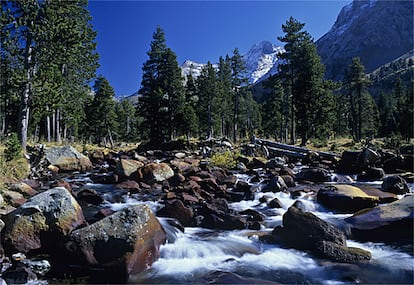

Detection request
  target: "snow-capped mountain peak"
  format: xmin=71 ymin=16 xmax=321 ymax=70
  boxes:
xmin=180 ymin=41 xmax=284 ymax=84
xmin=244 ymin=41 xmax=284 ymax=84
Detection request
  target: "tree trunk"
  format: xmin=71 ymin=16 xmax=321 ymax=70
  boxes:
xmin=18 ymin=31 xmax=34 ymax=152
xmin=357 ymin=86 xmax=362 ymax=141
xmin=56 ymin=108 xmax=61 ymax=143
xmin=52 ymin=111 xmax=56 ymax=141
xmin=108 ymin=129 xmax=114 ymax=148
xmin=46 ymin=106 xmax=51 ymax=143
xmin=233 ymin=93 xmax=238 ymax=143
xmin=349 ymin=89 xmax=356 ymax=141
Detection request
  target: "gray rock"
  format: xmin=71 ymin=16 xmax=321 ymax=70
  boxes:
xmin=345 ymin=194 xmax=414 ymax=242
xmin=45 ymin=146 xmax=92 ymax=172
xmin=2 ymin=187 xmax=86 ymax=254
xmin=317 ymin=185 xmax=379 ymax=213
xmin=382 ymin=175 xmax=409 ymax=194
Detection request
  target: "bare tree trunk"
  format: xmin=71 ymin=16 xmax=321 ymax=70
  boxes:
xmin=108 ymin=129 xmax=114 ymax=148
xmin=19 ymin=32 xmax=33 ymax=152
xmin=46 ymin=106 xmax=51 ymax=143
xmin=56 ymin=108 xmax=61 ymax=144
xmin=52 ymin=111 xmax=56 ymax=141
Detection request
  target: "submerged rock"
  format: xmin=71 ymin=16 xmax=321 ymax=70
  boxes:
xmin=317 ymin=185 xmax=379 ymax=213
xmin=345 ymin=194 xmax=414 ymax=242
xmin=2 ymin=187 xmax=85 ymax=254
xmin=65 ymin=204 xmax=166 ymax=282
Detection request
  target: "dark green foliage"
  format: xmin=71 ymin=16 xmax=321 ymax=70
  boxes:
xmin=1 ymin=0 xmax=98 ymax=147
xmin=139 ymin=26 xmax=185 ymax=144
xmin=88 ymin=76 xmax=118 ymax=145
xmin=115 ymin=99 xmax=140 ymax=141
xmin=277 ymin=17 xmax=336 ymax=146
xmin=5 ymin=133 xmax=22 ymax=161
xmin=344 ymin=57 xmax=378 ymax=141
xmin=261 ymin=79 xmax=284 ymax=140
xmin=196 ymin=61 xmax=218 ymax=139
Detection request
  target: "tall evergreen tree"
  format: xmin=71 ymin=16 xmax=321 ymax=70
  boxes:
xmin=215 ymin=55 xmax=233 ymax=138
xmin=277 ymin=17 xmax=306 ymax=144
xmin=88 ymin=76 xmax=118 ymax=146
xmin=196 ymin=62 xmax=218 ymax=139
xmin=277 ymin=17 xmax=335 ymax=145
xmin=261 ymin=78 xmax=284 ymax=140
xmin=231 ymin=48 xmax=248 ymax=143
xmin=344 ymin=57 xmax=374 ymax=141
xmin=1 ymin=0 xmax=98 ymax=147
xmin=138 ymin=26 xmax=184 ymax=143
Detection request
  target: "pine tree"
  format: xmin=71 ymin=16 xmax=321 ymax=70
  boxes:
xmin=196 ymin=62 xmax=218 ymax=139
xmin=261 ymin=78 xmax=284 ymax=140
xmin=231 ymin=48 xmax=248 ymax=143
xmin=138 ymin=26 xmax=184 ymax=143
xmin=215 ymin=55 xmax=233 ymax=138
xmin=277 ymin=17 xmax=306 ymax=144
xmin=344 ymin=57 xmax=373 ymax=141
xmin=89 ymin=76 xmax=118 ymax=146
xmin=1 ymin=0 xmax=98 ymax=146
xmin=277 ymin=17 xmax=335 ymax=146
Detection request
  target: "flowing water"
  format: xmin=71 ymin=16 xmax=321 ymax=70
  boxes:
xmin=65 ymin=171 xmax=414 ymax=284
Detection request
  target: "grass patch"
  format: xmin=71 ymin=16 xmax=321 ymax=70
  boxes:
xmin=0 ymin=154 xmax=30 ymax=188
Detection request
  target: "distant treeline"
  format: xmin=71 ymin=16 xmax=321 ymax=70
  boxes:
xmin=1 ymin=1 xmax=412 ymax=151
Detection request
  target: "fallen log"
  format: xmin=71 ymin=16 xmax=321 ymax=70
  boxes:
xmin=256 ymin=138 xmax=340 ymax=162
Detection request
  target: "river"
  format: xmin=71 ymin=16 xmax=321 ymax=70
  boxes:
xmin=69 ymin=169 xmax=414 ymax=285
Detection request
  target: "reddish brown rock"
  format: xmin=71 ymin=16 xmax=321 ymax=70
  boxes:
xmin=136 ymin=163 xmax=174 ymax=184
xmin=115 ymin=159 xmax=144 ymax=178
xmin=65 ymin=204 xmax=166 ymax=280
xmin=115 ymin=180 xmax=141 ymax=192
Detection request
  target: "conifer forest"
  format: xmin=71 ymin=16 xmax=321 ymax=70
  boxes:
xmin=1 ymin=1 xmax=413 ymax=152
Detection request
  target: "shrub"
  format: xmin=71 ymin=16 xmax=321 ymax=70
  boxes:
xmin=384 ymin=133 xmax=403 ymax=151
xmin=210 ymin=150 xmax=238 ymax=169
xmin=5 ymin=133 xmax=22 ymax=161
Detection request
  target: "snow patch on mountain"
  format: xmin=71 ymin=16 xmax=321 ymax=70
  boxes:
xmin=181 ymin=41 xmax=284 ymax=84
xmin=244 ymin=41 xmax=284 ymax=83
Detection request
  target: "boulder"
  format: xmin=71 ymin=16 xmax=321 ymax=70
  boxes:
xmin=275 ymin=205 xmax=347 ymax=250
xmin=136 ymin=163 xmax=174 ymax=184
xmin=345 ymin=195 xmax=414 ymax=242
xmin=44 ymin=146 xmax=92 ymax=172
xmin=8 ymin=182 xmax=37 ymax=197
xmin=381 ymin=175 xmax=409 ymax=195
xmin=268 ymin=197 xmax=284 ymax=209
xmin=357 ymin=167 xmax=385 ymax=181
xmin=157 ymin=199 xmax=194 ymax=226
xmin=314 ymin=241 xmax=371 ymax=263
xmin=359 ymin=187 xmax=397 ymax=204
xmin=2 ymin=187 xmax=85 ymax=254
xmin=272 ymin=206 xmax=370 ymax=263
xmin=114 ymin=180 xmax=141 ymax=192
xmin=65 ymin=204 xmax=166 ymax=281
xmin=262 ymin=176 xmax=287 ymax=192
xmin=317 ymin=185 xmax=379 ymax=213
xmin=295 ymin=167 xmax=331 ymax=183
xmin=115 ymin=159 xmax=144 ymax=178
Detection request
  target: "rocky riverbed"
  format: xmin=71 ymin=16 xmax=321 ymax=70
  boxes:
xmin=0 ymin=142 xmax=413 ymax=284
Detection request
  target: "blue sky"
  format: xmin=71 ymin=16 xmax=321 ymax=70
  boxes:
xmin=88 ymin=0 xmax=351 ymax=97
